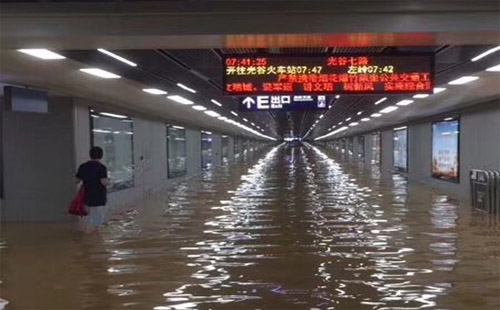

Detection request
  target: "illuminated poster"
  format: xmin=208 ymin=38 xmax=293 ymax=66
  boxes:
xmin=432 ymin=119 xmax=459 ymax=182
xmin=371 ymin=132 xmax=381 ymax=165
xmin=223 ymin=54 xmax=434 ymax=95
xmin=393 ymin=127 xmax=408 ymax=172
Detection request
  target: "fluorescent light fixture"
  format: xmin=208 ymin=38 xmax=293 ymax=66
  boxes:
xmin=142 ymin=88 xmax=167 ymax=95
xmin=349 ymin=122 xmax=359 ymax=127
xmin=413 ymin=94 xmax=429 ymax=99
xmin=251 ymin=122 xmax=256 ymax=126
xmin=92 ymin=129 xmax=112 ymax=134
xmin=338 ymin=122 xmax=343 ymax=125
xmin=18 ymin=49 xmax=65 ymax=60
xmin=243 ymin=118 xmax=248 ymax=122
xmin=192 ymin=105 xmax=207 ymax=111
xmin=230 ymin=111 xmax=239 ymax=116
xmin=486 ymin=64 xmax=500 ymax=72
xmin=357 ymin=111 xmax=363 ymax=115
xmin=346 ymin=117 xmax=352 ymax=121
xmin=97 ymin=48 xmax=137 ymax=67
xmin=394 ymin=126 xmax=407 ymax=131
xmin=444 ymin=117 xmax=454 ymax=121
xmin=380 ymin=106 xmax=399 ymax=114
xmin=396 ymin=99 xmax=414 ymax=106
xmin=374 ymin=97 xmax=387 ymax=105
xmin=99 ymin=112 xmax=128 ymax=119
xmin=319 ymin=114 xmax=324 ymax=119
xmin=80 ymin=68 xmax=120 ymax=79
xmin=471 ymin=46 xmax=500 ymax=62
xmin=204 ymin=110 xmax=220 ymax=118
xmin=177 ymin=83 xmax=196 ymax=93
xmin=211 ymin=99 xmax=223 ymax=107
xmin=314 ymin=126 xmax=348 ymax=141
xmin=218 ymin=116 xmax=228 ymax=121
xmin=167 ymin=95 xmax=193 ymax=105
xmin=433 ymin=87 xmax=447 ymax=94
xmin=371 ymin=113 xmax=382 ymax=118
xmin=202 ymin=131 xmax=212 ymax=134
xmin=171 ymin=125 xmax=185 ymax=130
xmin=361 ymin=118 xmax=370 ymax=122
xmin=448 ymin=76 xmax=479 ymax=85
xmin=335 ymin=95 xmax=341 ymax=99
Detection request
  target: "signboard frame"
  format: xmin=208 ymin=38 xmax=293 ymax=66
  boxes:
xmin=431 ymin=117 xmax=461 ymax=183
xmin=238 ymin=95 xmax=328 ymax=111
xmin=222 ymin=52 xmax=435 ymax=96
xmin=393 ymin=127 xmax=408 ymax=173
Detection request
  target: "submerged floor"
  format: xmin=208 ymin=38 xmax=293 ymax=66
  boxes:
xmin=1 ymin=144 xmax=499 ymax=310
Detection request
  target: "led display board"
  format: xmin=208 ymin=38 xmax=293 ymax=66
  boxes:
xmin=432 ymin=119 xmax=460 ymax=182
xmin=239 ymin=95 xmax=327 ymax=111
xmin=393 ymin=127 xmax=408 ymax=172
xmin=223 ymin=54 xmax=434 ymax=95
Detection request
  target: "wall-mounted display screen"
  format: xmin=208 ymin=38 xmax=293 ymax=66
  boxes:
xmin=223 ymin=54 xmax=434 ymax=95
xmin=393 ymin=127 xmax=408 ymax=172
xmin=432 ymin=119 xmax=460 ymax=182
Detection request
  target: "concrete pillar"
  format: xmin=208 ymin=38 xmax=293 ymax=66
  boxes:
xmin=186 ymin=129 xmax=202 ymax=175
xmin=212 ymin=134 xmax=222 ymax=166
xmin=364 ymin=133 xmax=373 ymax=166
xmin=381 ymin=130 xmax=394 ymax=172
xmin=227 ymin=136 xmax=235 ymax=163
xmin=2 ymin=96 xmax=75 ymax=221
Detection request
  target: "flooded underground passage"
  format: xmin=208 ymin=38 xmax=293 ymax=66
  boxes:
xmin=2 ymin=144 xmax=499 ymax=309
xmin=1 ymin=1 xmax=500 ymax=309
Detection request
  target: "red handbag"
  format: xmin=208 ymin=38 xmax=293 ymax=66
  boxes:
xmin=68 ymin=186 xmax=88 ymax=216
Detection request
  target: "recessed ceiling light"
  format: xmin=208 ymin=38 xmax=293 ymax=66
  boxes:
xmin=231 ymin=111 xmax=239 ymax=116
xmin=204 ymin=110 xmax=220 ymax=118
xmin=80 ymin=68 xmax=120 ymax=79
xmin=444 ymin=117 xmax=454 ymax=121
xmin=448 ymin=76 xmax=479 ymax=85
xmin=18 ymin=49 xmax=66 ymax=60
xmin=349 ymin=122 xmax=359 ymax=127
xmin=251 ymin=122 xmax=256 ymax=126
xmin=218 ymin=116 xmax=228 ymax=121
xmin=374 ymin=97 xmax=387 ymax=105
xmin=242 ymin=118 xmax=248 ymax=122
xmin=433 ymin=87 xmax=447 ymax=94
xmin=346 ymin=117 xmax=351 ymax=121
xmin=471 ymin=46 xmax=500 ymax=62
xmin=143 ymin=88 xmax=167 ymax=95
xmin=171 ymin=125 xmax=185 ymax=130
xmin=210 ymin=99 xmax=223 ymax=107
xmin=97 ymin=49 xmax=137 ymax=67
xmin=380 ymin=106 xmax=399 ymax=114
xmin=361 ymin=118 xmax=370 ymax=122
xmin=177 ymin=83 xmax=197 ymax=93
xmin=99 ymin=112 xmax=128 ymax=119
xmin=356 ymin=111 xmax=363 ymax=115
xmin=338 ymin=122 xmax=343 ymax=125
xmin=486 ymin=64 xmax=500 ymax=72
xmin=335 ymin=95 xmax=340 ymax=99
xmin=371 ymin=113 xmax=382 ymax=118
xmin=167 ymin=95 xmax=193 ymax=105
xmin=394 ymin=126 xmax=407 ymax=131
xmin=396 ymin=99 xmax=414 ymax=106
xmin=192 ymin=105 xmax=207 ymax=111
xmin=413 ymin=94 xmax=429 ymax=99
xmin=319 ymin=114 xmax=324 ymax=119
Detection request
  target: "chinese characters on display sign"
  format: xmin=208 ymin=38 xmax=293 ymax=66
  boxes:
xmin=223 ymin=54 xmax=434 ymax=95
xmin=240 ymin=95 xmax=327 ymax=111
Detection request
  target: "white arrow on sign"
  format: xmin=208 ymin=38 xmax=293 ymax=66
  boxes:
xmin=242 ymin=97 xmax=256 ymax=109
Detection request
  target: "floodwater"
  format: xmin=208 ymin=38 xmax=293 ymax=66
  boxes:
xmin=1 ymin=143 xmax=499 ymax=310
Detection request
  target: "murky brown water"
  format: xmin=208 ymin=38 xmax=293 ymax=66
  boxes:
xmin=1 ymin=143 xmax=499 ymax=310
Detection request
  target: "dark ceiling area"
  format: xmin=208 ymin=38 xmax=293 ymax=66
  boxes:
xmin=60 ymin=45 xmax=498 ymax=139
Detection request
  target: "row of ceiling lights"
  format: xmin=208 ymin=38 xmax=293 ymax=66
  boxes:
xmin=313 ymin=46 xmax=500 ymax=141
xmin=17 ymin=48 xmax=275 ymax=141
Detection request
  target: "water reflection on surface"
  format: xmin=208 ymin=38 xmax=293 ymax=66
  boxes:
xmin=1 ymin=143 xmax=499 ymax=310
